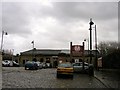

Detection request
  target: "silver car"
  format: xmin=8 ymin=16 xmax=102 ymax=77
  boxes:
xmin=73 ymin=62 xmax=89 ymax=73
xmin=35 ymin=61 xmax=43 ymax=69
xmin=42 ymin=62 xmax=47 ymax=69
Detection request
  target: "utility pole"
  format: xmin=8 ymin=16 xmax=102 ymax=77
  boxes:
xmin=89 ymin=18 xmax=94 ymax=64
xmin=95 ymin=25 xmax=98 ymax=70
xmin=70 ymin=42 xmax=72 ymax=63
xmin=87 ymin=38 xmax=89 ymax=64
xmin=82 ymin=41 xmax=85 ymax=70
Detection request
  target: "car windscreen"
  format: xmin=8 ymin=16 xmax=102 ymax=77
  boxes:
xmin=58 ymin=63 xmax=72 ymax=68
xmin=26 ymin=61 xmax=34 ymax=64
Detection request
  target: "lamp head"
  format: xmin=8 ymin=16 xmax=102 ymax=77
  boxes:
xmin=5 ymin=32 xmax=8 ymax=35
xmin=84 ymin=39 xmax=86 ymax=41
xmin=89 ymin=18 xmax=94 ymax=25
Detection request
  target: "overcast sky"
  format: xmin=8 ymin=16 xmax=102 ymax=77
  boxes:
xmin=1 ymin=0 xmax=119 ymax=54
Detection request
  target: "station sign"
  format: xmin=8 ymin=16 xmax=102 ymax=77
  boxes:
xmin=71 ymin=45 xmax=84 ymax=56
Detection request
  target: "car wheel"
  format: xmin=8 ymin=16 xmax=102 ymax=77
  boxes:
xmin=34 ymin=67 xmax=38 ymax=70
xmin=70 ymin=75 xmax=73 ymax=78
xmin=33 ymin=67 xmax=38 ymax=70
xmin=56 ymin=73 xmax=60 ymax=78
xmin=25 ymin=67 xmax=27 ymax=70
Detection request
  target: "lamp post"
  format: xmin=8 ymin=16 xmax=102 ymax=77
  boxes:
xmin=31 ymin=40 xmax=35 ymax=61
xmin=82 ymin=41 xmax=85 ymax=70
xmin=31 ymin=40 xmax=34 ymax=49
xmin=89 ymin=18 xmax=94 ymax=64
xmin=84 ymin=38 xmax=89 ymax=56
xmin=12 ymin=49 xmax=14 ymax=62
xmin=1 ymin=30 xmax=8 ymax=52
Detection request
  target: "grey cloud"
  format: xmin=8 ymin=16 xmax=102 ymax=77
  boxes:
xmin=1 ymin=2 xmax=118 ymax=54
xmin=2 ymin=2 xmax=32 ymax=37
xmin=30 ymin=2 xmax=118 ymax=45
xmin=5 ymin=2 xmax=117 ymax=27
xmin=37 ymin=2 xmax=117 ymax=22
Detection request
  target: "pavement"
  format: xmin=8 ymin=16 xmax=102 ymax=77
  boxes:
xmin=94 ymin=69 xmax=120 ymax=88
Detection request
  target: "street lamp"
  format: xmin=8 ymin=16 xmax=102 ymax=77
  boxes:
xmin=89 ymin=18 xmax=94 ymax=64
xmin=82 ymin=40 xmax=85 ymax=70
xmin=31 ymin=40 xmax=34 ymax=49
xmin=31 ymin=40 xmax=35 ymax=61
xmin=84 ymin=38 xmax=89 ymax=55
xmin=1 ymin=30 xmax=8 ymax=52
xmin=12 ymin=49 xmax=14 ymax=62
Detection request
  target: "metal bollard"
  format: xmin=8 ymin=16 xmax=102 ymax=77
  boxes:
xmin=88 ymin=65 xmax=94 ymax=76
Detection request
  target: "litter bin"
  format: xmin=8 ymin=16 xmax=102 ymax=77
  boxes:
xmin=88 ymin=65 xmax=94 ymax=76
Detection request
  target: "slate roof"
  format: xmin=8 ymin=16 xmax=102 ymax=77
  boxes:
xmin=21 ymin=49 xmax=61 ymax=55
xmin=20 ymin=49 xmax=100 ymax=57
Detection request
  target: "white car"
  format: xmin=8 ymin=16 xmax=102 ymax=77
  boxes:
xmin=73 ymin=62 xmax=90 ymax=73
xmin=2 ymin=60 xmax=11 ymax=67
xmin=42 ymin=62 xmax=47 ymax=69
xmin=46 ymin=63 xmax=51 ymax=68
xmin=35 ymin=61 xmax=43 ymax=69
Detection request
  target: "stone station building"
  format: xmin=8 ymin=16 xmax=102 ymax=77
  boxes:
xmin=19 ymin=48 xmax=99 ymax=67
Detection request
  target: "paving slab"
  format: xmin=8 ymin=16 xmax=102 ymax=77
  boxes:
xmin=94 ymin=69 xmax=120 ymax=88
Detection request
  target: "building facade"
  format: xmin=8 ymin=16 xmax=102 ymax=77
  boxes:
xmin=18 ymin=48 xmax=99 ymax=67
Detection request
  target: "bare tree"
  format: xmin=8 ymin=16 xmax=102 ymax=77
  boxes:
xmin=98 ymin=41 xmax=119 ymax=56
xmin=98 ymin=41 xmax=120 ymax=69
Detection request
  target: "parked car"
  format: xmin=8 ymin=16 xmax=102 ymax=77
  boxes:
xmin=57 ymin=62 xmax=73 ymax=78
xmin=2 ymin=60 xmax=11 ymax=67
xmin=35 ymin=61 xmax=42 ymax=69
xmin=73 ymin=62 xmax=93 ymax=73
xmin=46 ymin=63 xmax=52 ymax=68
xmin=12 ymin=61 xmax=19 ymax=67
xmin=42 ymin=62 xmax=47 ymax=69
xmin=25 ymin=61 xmax=38 ymax=70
